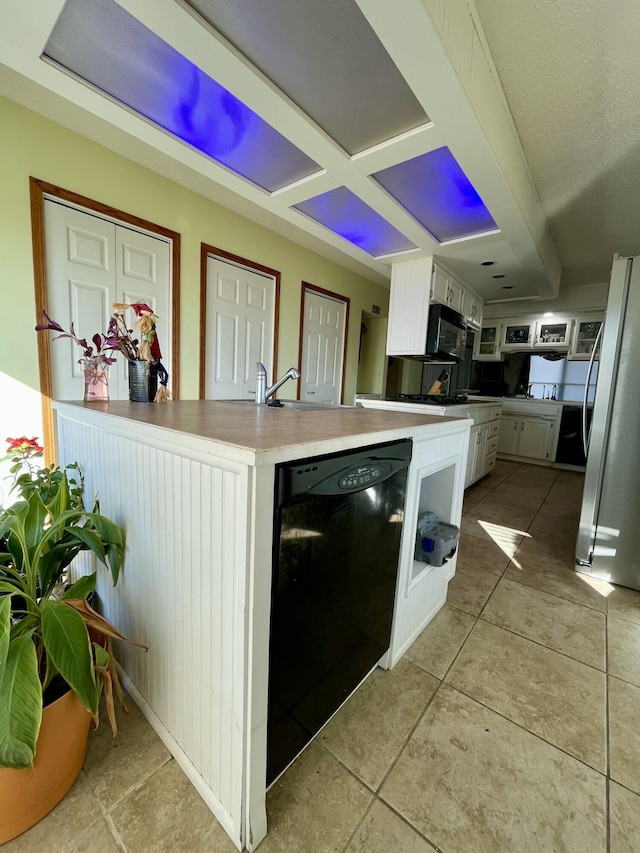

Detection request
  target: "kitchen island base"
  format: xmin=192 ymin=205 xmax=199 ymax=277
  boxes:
xmin=54 ymin=401 xmax=470 ymax=850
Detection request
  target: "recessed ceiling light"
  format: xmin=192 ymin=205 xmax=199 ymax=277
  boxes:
xmin=501 ymin=285 xmax=513 ymax=290
xmin=481 ymin=260 xmax=495 ymax=266
xmin=492 ymin=274 xmax=505 ymax=279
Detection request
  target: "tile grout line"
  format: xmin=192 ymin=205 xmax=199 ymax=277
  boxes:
xmin=326 ymin=678 xmax=448 ymax=853
xmin=442 ymin=680 xmax=609 ymax=779
xmin=370 ymin=677 xmax=453 ymax=853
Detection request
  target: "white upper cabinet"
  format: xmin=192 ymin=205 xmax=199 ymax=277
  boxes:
xmin=461 ymin=288 xmax=482 ymax=329
xmin=387 ymin=259 xmax=483 ymax=355
xmin=533 ymin=317 xmax=571 ymax=349
xmin=386 ymin=257 xmax=431 ymax=356
xmin=430 ymin=263 xmax=450 ymax=305
xmin=568 ymin=316 xmax=604 ymax=360
xmin=475 ymin=311 xmax=604 ymax=360
xmin=446 ymin=276 xmax=464 ymax=312
xmin=473 ymin=323 xmax=502 ymax=360
xmin=501 ymin=318 xmax=534 ymax=349
xmin=430 ymin=262 xmax=482 ymax=324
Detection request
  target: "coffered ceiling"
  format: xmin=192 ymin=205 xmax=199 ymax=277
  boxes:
xmin=3 ymin=0 xmax=634 ymax=303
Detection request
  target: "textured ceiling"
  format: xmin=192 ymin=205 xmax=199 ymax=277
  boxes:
xmin=474 ymin=0 xmax=640 ymax=288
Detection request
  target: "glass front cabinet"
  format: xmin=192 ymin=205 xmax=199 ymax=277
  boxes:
xmin=568 ymin=316 xmax=604 ymax=360
xmin=501 ymin=320 xmax=533 ymax=349
xmin=473 ymin=324 xmax=502 ymax=361
xmin=533 ymin=318 xmax=570 ymax=349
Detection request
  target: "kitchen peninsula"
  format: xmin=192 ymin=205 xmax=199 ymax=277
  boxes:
xmin=54 ymin=400 xmax=471 ymax=852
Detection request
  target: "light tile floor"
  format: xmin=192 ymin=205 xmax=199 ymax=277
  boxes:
xmin=6 ymin=461 xmax=640 ymax=852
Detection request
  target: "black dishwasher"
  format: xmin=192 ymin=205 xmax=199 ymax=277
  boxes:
xmin=555 ymin=405 xmax=592 ymax=466
xmin=267 ymin=439 xmax=412 ymax=784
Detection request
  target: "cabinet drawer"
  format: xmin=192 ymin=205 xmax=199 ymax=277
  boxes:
xmin=486 ymin=436 xmax=499 ymax=455
xmin=485 ymin=451 xmax=497 ymax=474
xmin=489 ymin=420 xmax=501 ymax=437
xmin=490 ymin=407 xmax=502 ymax=421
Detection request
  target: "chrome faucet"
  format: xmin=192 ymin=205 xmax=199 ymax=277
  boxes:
xmin=256 ymin=362 xmax=301 ymax=404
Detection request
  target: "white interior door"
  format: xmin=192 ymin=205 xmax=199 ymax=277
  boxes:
xmin=114 ymin=226 xmax=171 ymax=388
xmin=204 ymin=256 xmax=275 ymax=399
xmin=300 ymin=289 xmax=347 ymax=404
xmin=44 ymin=199 xmax=171 ymax=400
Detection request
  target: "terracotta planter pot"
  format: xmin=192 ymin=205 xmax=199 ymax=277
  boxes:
xmin=0 ymin=690 xmax=92 ymax=844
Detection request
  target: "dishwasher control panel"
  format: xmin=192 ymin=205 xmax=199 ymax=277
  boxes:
xmin=339 ymin=463 xmax=387 ymax=490
xmin=275 ymin=439 xmax=413 ymax=503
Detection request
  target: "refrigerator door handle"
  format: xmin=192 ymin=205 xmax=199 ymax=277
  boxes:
xmin=582 ymin=322 xmax=603 ymax=455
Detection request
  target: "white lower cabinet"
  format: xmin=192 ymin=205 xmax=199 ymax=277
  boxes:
xmin=465 ymin=423 xmax=490 ymax=487
xmin=497 ymin=405 xmax=560 ymax=461
xmin=498 ymin=414 xmax=521 ymax=456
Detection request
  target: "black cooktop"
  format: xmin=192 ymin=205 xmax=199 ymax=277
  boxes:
xmin=391 ymin=393 xmax=469 ymax=405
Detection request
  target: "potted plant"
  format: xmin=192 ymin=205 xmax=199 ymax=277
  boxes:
xmin=34 ymin=312 xmax=119 ymax=402
xmin=0 ymin=437 xmax=140 ymax=843
xmin=36 ymin=303 xmax=170 ymax=402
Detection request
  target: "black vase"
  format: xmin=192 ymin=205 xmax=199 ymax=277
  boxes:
xmin=128 ymin=360 xmax=158 ymax=402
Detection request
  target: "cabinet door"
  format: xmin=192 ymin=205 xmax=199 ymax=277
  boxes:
xmin=430 ymin=264 xmax=450 ymax=304
xmin=498 ymin=414 xmax=521 ymax=455
xmin=569 ymin=317 xmax=603 ymax=360
xmin=473 ymin=424 xmax=490 ymax=482
xmin=462 ymin=289 xmax=482 ymax=328
xmin=461 ymin=288 xmax=474 ymax=321
xmin=447 ymin=277 xmax=464 ymax=312
xmin=464 ymin=425 xmax=480 ymax=487
xmin=519 ymin=417 xmax=555 ymax=460
xmin=473 ymin=324 xmax=502 ymax=360
xmin=502 ymin=321 xmax=533 ymax=348
xmin=534 ymin=319 xmax=570 ymax=349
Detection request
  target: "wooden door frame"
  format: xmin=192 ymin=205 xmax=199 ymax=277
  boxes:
xmin=298 ymin=283 xmax=350 ymax=404
xmin=30 ymin=177 xmax=181 ymax=459
xmin=198 ymin=244 xmax=281 ymax=399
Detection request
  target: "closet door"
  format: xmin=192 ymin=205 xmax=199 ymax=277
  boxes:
xmin=45 ymin=201 xmax=117 ymax=399
xmin=44 ymin=200 xmax=171 ymax=400
xmin=114 ymin=226 xmax=171 ymax=390
xmin=204 ymin=255 xmax=276 ymax=399
xmin=299 ymin=288 xmax=346 ymax=405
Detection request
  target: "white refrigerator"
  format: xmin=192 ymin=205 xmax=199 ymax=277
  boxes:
xmin=575 ymin=255 xmax=640 ymax=590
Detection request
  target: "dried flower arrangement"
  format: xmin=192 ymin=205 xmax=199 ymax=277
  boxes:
xmin=35 ymin=303 xmax=170 ymax=402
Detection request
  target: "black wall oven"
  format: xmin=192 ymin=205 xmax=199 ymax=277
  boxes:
xmin=267 ymin=439 xmax=412 ymax=784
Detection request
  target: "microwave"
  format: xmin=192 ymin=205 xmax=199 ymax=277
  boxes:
xmin=425 ymin=303 xmax=468 ymax=360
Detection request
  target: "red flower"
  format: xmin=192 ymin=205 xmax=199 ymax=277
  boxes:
xmin=5 ymin=436 xmax=44 ymax=454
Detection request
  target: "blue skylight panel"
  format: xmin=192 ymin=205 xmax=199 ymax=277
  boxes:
xmin=294 ymin=187 xmax=417 ymax=257
xmin=43 ymin=0 xmax=320 ymax=192
xmin=373 ymin=147 xmax=498 ymax=242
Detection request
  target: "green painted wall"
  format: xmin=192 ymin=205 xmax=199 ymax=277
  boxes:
xmin=356 ymin=317 xmax=388 ymax=395
xmin=0 ymin=97 xmax=390 ymax=451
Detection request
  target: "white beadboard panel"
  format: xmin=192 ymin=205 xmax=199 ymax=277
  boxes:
xmin=56 ymin=414 xmax=254 ymax=849
xmin=386 ymin=256 xmax=432 ymax=355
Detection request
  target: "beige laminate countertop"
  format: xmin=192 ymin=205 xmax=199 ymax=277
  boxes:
xmin=54 ymin=400 xmax=471 ymax=465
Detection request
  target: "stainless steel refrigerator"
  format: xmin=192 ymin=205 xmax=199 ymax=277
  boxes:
xmin=576 ymin=255 xmax=640 ymax=590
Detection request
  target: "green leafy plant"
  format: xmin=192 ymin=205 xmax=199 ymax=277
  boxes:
xmin=0 ymin=441 xmax=139 ymax=769
xmin=1 ymin=436 xmax=83 ymax=510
